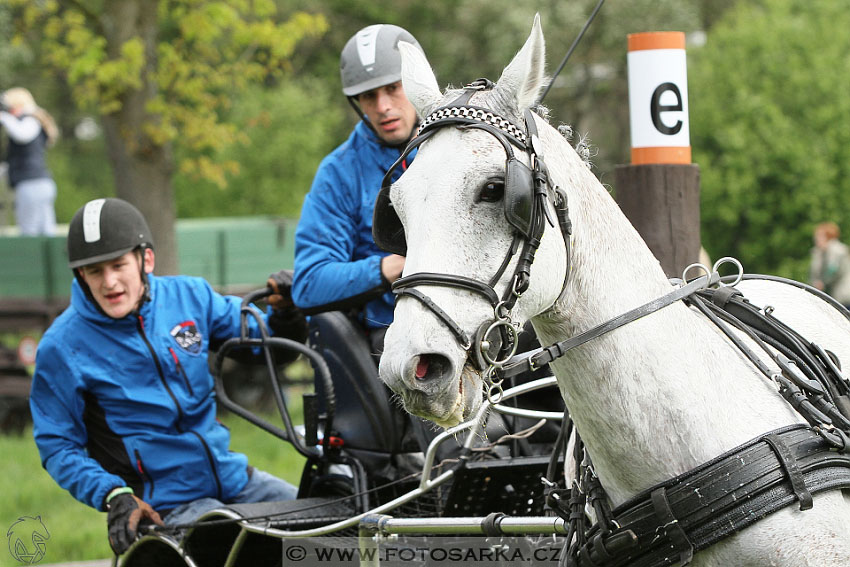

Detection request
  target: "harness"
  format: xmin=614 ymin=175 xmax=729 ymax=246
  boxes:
xmin=372 ymin=80 xmax=850 ymax=565
xmin=373 ymin=79 xmax=572 ymax=378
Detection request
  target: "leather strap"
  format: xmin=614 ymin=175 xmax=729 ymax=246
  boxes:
xmin=763 ymin=432 xmax=813 ymax=510
xmin=393 ymin=272 xmax=501 ymax=307
xmin=501 ymin=273 xmax=719 ymax=378
xmin=394 ymin=288 xmax=471 ymax=349
xmin=650 ymin=487 xmax=693 ymax=566
xmin=573 ymin=425 xmax=850 ymax=567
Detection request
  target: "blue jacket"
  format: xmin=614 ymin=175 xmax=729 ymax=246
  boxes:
xmin=30 ymin=275 xmax=270 ymax=513
xmin=292 ymin=121 xmax=411 ymax=329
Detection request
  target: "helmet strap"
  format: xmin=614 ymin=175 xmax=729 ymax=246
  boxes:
xmin=138 ymin=246 xmax=152 ymax=304
xmin=73 ymin=269 xmax=103 ymax=315
xmin=347 ymin=96 xmax=375 ymax=134
xmin=73 ymin=246 xmax=151 ymax=318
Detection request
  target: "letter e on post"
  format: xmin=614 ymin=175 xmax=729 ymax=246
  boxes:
xmin=627 ymin=32 xmax=690 ymax=164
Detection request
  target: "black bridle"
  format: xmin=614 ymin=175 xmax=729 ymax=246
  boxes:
xmin=373 ymin=79 xmax=572 ymax=379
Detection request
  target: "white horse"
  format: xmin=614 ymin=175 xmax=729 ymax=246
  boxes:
xmin=378 ymin=15 xmax=850 ymax=567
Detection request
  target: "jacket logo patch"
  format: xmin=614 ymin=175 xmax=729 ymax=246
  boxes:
xmin=170 ymin=321 xmax=202 ymax=354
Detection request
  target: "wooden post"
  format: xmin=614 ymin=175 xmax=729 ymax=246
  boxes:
xmin=615 ymin=164 xmax=700 ymax=278
xmin=617 ymin=31 xmax=701 ymax=278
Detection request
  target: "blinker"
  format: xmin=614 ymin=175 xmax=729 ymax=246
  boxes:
xmin=505 ymin=157 xmax=534 ymax=238
xmin=372 ymin=102 xmax=542 ymax=256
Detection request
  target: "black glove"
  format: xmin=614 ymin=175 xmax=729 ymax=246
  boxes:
xmin=265 ymin=270 xmax=307 ymax=356
xmin=106 ymin=492 xmax=163 ymax=555
xmin=266 ymin=269 xmax=295 ymax=310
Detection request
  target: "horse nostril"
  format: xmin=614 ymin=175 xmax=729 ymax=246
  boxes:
xmin=414 ymin=353 xmax=452 ymax=382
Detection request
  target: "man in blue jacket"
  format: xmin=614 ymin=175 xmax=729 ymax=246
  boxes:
xmin=30 ymin=198 xmax=306 ymax=555
xmin=292 ymin=24 xmax=425 ymax=355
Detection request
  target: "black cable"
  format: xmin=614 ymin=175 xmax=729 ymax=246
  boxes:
xmin=536 ymin=0 xmax=605 ymax=105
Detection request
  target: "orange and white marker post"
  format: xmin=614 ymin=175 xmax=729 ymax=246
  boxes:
xmin=615 ymin=31 xmax=701 ymax=278
xmin=627 ymin=32 xmax=690 ymax=165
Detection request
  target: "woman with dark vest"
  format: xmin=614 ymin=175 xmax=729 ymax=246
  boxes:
xmin=0 ymin=87 xmax=59 ymax=235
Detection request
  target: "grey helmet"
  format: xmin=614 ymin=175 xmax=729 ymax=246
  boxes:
xmin=68 ymin=198 xmax=154 ymax=269
xmin=340 ymin=24 xmax=422 ymax=97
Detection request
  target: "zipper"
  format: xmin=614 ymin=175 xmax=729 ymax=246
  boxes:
xmin=169 ymin=347 xmax=194 ymax=397
xmin=189 ymin=431 xmax=223 ymax=499
xmin=137 ymin=315 xmax=223 ymax=499
xmin=134 ymin=449 xmax=155 ymax=500
xmin=137 ymin=315 xmax=185 ymax=425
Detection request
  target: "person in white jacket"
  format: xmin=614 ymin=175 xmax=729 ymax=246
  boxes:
xmin=0 ymin=87 xmax=59 ymax=235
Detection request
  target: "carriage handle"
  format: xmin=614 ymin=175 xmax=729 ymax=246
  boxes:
xmin=213 ymin=287 xmax=335 ymax=460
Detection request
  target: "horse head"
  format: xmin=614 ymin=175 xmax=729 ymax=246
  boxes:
xmin=376 ymin=15 xmax=577 ymax=427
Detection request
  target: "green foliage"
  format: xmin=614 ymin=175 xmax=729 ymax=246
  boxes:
xmin=8 ymin=0 xmax=328 ymax=189
xmin=690 ymin=0 xmax=850 ymax=279
xmin=174 ymin=77 xmax=345 ymax=218
xmin=48 ymin=137 xmax=116 ymax=223
xmin=0 ymin=428 xmax=111 ymax=563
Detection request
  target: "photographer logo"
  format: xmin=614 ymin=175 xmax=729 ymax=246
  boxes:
xmin=6 ymin=516 xmax=50 ymax=565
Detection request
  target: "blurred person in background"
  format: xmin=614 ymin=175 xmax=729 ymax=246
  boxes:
xmin=0 ymin=87 xmax=59 ymax=235
xmin=810 ymin=221 xmax=850 ymax=309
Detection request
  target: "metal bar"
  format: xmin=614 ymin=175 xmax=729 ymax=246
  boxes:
xmin=201 ymin=377 xmax=563 ymax=540
xmin=119 ymin=534 xmax=199 ymax=567
xmin=492 ymin=406 xmax=564 ymax=420
xmin=367 ymin=515 xmax=568 ymax=536
xmin=222 ymin=528 xmax=249 ymax=567
xmin=238 ymin=468 xmax=458 ymax=539
xmin=421 ymin=376 xmax=559 ymax=488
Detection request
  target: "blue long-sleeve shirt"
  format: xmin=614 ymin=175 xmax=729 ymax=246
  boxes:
xmin=293 ymin=121 xmax=411 ymax=329
xmin=30 ymin=275 xmax=271 ymax=512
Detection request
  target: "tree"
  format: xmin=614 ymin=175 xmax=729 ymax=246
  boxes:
xmin=689 ymin=0 xmax=850 ymax=279
xmin=283 ymin=0 xmax=707 ymax=175
xmin=173 ymin=77 xmax=344 ymax=219
xmin=9 ymin=0 xmax=326 ymax=273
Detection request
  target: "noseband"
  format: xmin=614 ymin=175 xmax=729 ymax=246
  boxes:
xmin=372 ymin=79 xmax=573 ymax=384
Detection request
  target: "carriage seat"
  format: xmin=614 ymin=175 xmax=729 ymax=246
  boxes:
xmin=307 ymin=311 xmax=408 ymax=455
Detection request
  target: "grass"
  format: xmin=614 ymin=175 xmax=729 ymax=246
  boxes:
xmin=0 ymin=395 xmax=307 ymax=566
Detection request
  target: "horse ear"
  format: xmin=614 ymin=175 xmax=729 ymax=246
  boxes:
xmin=496 ymin=13 xmax=547 ymax=111
xmin=399 ymin=41 xmax=442 ymax=117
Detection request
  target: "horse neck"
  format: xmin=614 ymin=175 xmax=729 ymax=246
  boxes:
xmin=530 ymin=130 xmax=799 ymax=504
xmin=542 ymin=130 xmax=675 ymax=324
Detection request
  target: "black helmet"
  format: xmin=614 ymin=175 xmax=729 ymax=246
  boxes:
xmin=340 ymin=24 xmax=422 ymax=97
xmin=68 ymin=198 xmax=154 ymax=269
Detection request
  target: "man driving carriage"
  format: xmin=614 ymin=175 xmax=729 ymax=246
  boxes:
xmin=291 ymin=24 xmax=559 ymax=461
xmin=29 ymin=198 xmax=308 ymax=556
xmin=291 ymin=23 xmax=418 ymax=356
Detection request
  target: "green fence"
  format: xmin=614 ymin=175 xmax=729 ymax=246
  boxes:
xmin=0 ymin=216 xmax=298 ymax=301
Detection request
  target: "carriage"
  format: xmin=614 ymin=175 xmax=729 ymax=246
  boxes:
xmin=117 ymin=288 xmax=569 ymax=567
xmin=122 ymin=14 xmax=850 ymax=567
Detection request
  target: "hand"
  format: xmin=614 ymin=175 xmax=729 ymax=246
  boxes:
xmin=267 ymin=269 xmax=295 ymax=310
xmin=381 ymin=254 xmax=405 ymax=284
xmin=107 ymin=492 xmax=163 ymax=555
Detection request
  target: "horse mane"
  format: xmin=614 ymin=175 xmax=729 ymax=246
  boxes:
xmin=431 ymin=85 xmax=594 ymax=168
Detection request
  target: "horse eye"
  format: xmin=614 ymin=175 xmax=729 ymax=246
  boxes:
xmin=478 ymin=179 xmax=505 ymax=203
